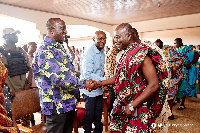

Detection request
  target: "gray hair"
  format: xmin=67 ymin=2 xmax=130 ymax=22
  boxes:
xmin=117 ymin=23 xmax=135 ymax=36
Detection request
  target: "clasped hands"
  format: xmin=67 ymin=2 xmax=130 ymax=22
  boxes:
xmin=85 ymin=79 xmax=102 ymax=92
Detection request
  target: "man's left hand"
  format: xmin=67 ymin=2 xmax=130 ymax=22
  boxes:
xmin=124 ymin=104 xmax=133 ymax=117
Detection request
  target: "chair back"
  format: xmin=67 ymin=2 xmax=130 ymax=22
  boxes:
xmin=12 ymin=88 xmax=40 ymax=120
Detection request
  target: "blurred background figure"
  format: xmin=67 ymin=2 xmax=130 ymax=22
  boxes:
xmin=22 ymin=44 xmax=28 ymax=53
xmin=155 ymin=39 xmax=163 ymax=49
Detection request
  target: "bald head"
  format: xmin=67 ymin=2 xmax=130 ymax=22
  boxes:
xmin=116 ymin=23 xmax=134 ymax=36
xmin=114 ymin=23 xmax=140 ymax=50
xmin=46 ymin=18 xmax=63 ymax=32
xmin=94 ymin=31 xmax=106 ymax=37
xmin=46 ymin=18 xmax=67 ymax=42
xmin=93 ymin=30 xmax=106 ymax=51
xmin=115 ymin=23 xmax=140 ymax=43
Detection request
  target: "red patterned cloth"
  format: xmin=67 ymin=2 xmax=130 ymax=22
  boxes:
xmin=110 ymin=43 xmax=168 ymax=133
xmin=0 ymin=61 xmax=17 ymax=133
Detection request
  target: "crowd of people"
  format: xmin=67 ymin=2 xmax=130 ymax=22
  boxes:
xmin=0 ymin=17 xmax=199 ymax=133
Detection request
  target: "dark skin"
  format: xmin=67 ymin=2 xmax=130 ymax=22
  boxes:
xmin=3 ymin=33 xmax=32 ymax=91
xmin=174 ymin=39 xmax=199 ymax=107
xmin=3 ymin=33 xmax=22 ymax=132
xmin=22 ymin=45 xmax=28 ymax=53
xmin=93 ymin=31 xmax=106 ymax=51
xmin=174 ymin=40 xmax=199 ymax=69
xmin=27 ymin=43 xmax=37 ymax=90
xmin=28 ymin=43 xmax=37 ymax=57
xmin=47 ymin=18 xmax=95 ymax=91
xmin=155 ymin=41 xmax=163 ymax=49
xmin=96 ymin=25 xmax=160 ymax=116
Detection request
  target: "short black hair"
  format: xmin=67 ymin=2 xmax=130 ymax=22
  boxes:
xmin=175 ymin=38 xmax=182 ymax=43
xmin=155 ymin=39 xmax=163 ymax=45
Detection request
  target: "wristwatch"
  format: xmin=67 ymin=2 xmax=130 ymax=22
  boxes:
xmin=129 ymin=103 xmax=134 ymax=112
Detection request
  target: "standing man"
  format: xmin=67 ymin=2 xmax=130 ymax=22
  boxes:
xmin=98 ymin=23 xmax=168 ymax=132
xmin=27 ymin=42 xmax=37 ymax=126
xmin=32 ymin=18 xmax=96 ymax=133
xmin=0 ymin=28 xmax=32 ymax=127
xmin=155 ymin=40 xmax=184 ymax=120
xmin=174 ymin=38 xmax=199 ymax=110
xmin=80 ymin=31 xmax=106 ymax=133
xmin=22 ymin=44 xmax=28 ymax=53
xmin=27 ymin=42 xmax=37 ymax=89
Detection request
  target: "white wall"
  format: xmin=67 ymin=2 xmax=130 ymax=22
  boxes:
xmin=113 ymin=13 xmax=200 ymax=46
xmin=142 ymin=27 xmax=200 ymax=46
xmin=0 ymin=3 xmax=113 ymax=36
xmin=113 ymin=13 xmax=200 ymax=32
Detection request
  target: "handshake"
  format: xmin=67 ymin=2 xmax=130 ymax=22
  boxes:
xmin=84 ymin=79 xmax=102 ymax=92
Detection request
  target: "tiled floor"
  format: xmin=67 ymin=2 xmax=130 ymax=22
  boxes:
xmin=34 ymin=94 xmax=200 ymax=133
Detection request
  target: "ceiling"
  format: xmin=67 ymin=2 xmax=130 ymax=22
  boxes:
xmin=0 ymin=0 xmax=200 ymax=25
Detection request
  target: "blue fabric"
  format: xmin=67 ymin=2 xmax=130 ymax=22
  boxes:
xmin=176 ymin=45 xmax=199 ymax=98
xmin=80 ymin=44 xmax=105 ymax=97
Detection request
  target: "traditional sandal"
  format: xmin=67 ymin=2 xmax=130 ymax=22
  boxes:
xmin=177 ymin=106 xmax=186 ymax=110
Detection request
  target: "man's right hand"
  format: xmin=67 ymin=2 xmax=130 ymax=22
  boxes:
xmin=85 ymin=79 xmax=94 ymax=92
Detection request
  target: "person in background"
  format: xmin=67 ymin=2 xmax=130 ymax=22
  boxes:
xmin=174 ymin=38 xmax=199 ymax=110
xmin=71 ymin=46 xmax=75 ymax=53
xmin=0 ymin=28 xmax=32 ymax=127
xmin=163 ymin=45 xmax=184 ymax=120
xmin=80 ymin=49 xmax=83 ymax=57
xmin=74 ymin=48 xmax=80 ymax=76
xmin=27 ymin=42 xmax=38 ymax=126
xmin=197 ymin=45 xmax=200 ymax=92
xmin=104 ymin=40 xmax=119 ymax=114
xmin=27 ymin=42 xmax=37 ymax=89
xmin=32 ymin=18 xmax=96 ymax=133
xmin=155 ymin=39 xmax=163 ymax=49
xmin=22 ymin=44 xmax=28 ymax=53
xmin=105 ymin=46 xmax=110 ymax=56
xmin=0 ymin=60 xmax=19 ymax=133
xmin=80 ymin=30 xmax=106 ymax=133
xmin=64 ymin=39 xmax=80 ymax=77
xmin=83 ymin=47 xmax=86 ymax=54
xmin=189 ymin=45 xmax=196 ymax=49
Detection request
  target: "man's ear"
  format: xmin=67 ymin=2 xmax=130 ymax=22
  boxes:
xmin=127 ymin=33 xmax=132 ymax=42
xmin=49 ymin=27 xmax=54 ymax=35
xmin=92 ymin=36 xmax=95 ymax=42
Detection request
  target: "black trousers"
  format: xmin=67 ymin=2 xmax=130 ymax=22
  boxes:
xmin=107 ymin=86 xmax=116 ymax=113
xmin=83 ymin=94 xmax=103 ymax=133
xmin=46 ymin=109 xmax=75 ymax=133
